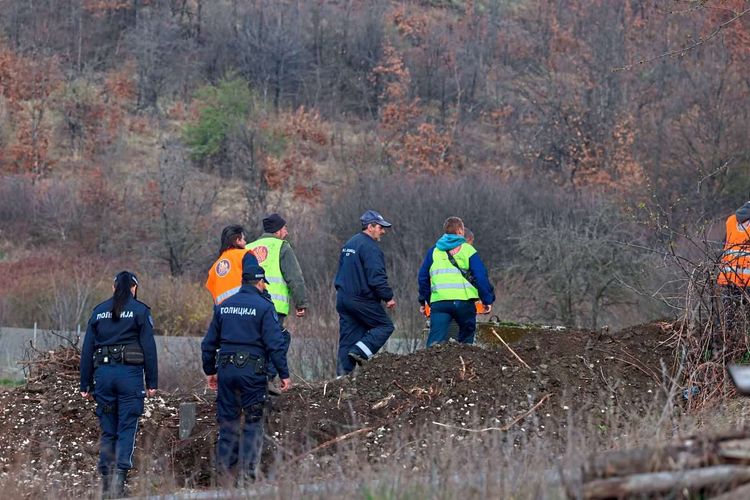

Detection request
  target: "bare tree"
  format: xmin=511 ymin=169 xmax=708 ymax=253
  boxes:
xmin=153 ymin=140 xmax=218 ymax=276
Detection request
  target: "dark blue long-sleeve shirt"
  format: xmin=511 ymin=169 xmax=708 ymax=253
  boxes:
xmin=201 ymin=284 xmax=289 ymax=379
xmin=334 ymin=232 xmax=393 ymax=301
xmin=80 ymin=297 xmax=158 ymax=392
xmin=418 ymin=246 xmax=496 ymax=306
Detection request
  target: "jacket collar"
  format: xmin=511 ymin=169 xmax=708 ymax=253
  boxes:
xmin=238 ymin=284 xmax=263 ymax=295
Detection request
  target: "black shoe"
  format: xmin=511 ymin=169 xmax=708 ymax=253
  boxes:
xmin=347 ymin=351 xmax=367 ymax=366
xmin=112 ymin=469 xmax=128 ymax=498
xmin=236 ymin=469 xmax=257 ymax=488
xmin=101 ymin=470 xmax=113 ymax=500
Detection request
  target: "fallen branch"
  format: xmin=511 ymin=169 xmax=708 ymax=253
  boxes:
xmin=433 ymin=393 xmax=552 ymax=433
xmin=392 ymin=380 xmax=415 ymax=398
xmin=290 ymin=426 xmax=374 ymax=463
xmin=293 ymin=373 xmax=313 ymax=389
xmin=583 ymin=465 xmax=750 ymax=499
xmin=491 ymin=328 xmax=531 ymax=369
xmin=710 ymin=481 xmax=750 ymax=500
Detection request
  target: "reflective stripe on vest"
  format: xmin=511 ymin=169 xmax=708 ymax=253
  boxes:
xmin=247 ymin=237 xmax=290 ymax=315
xmin=206 ymin=248 xmax=253 ymax=305
xmin=722 ymin=266 xmax=750 ymax=276
xmin=718 ymin=214 xmax=750 ymax=287
xmin=429 ymin=244 xmax=479 ymax=303
xmin=215 ymin=286 xmax=241 ymax=305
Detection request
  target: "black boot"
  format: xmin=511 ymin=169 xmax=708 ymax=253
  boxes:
xmin=100 ymin=467 xmax=114 ymax=500
xmin=112 ymin=469 xmax=128 ymax=498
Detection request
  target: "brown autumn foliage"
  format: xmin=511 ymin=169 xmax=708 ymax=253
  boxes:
xmin=0 ymin=0 xmax=749 ymax=335
xmin=0 ymin=46 xmax=62 ymax=179
xmin=260 ymin=107 xmax=329 ymax=203
xmin=373 ymin=39 xmax=454 ymax=175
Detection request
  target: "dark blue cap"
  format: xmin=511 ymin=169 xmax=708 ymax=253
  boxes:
xmin=360 ymin=210 xmax=392 ymax=227
xmin=242 ymin=253 xmax=269 ymax=283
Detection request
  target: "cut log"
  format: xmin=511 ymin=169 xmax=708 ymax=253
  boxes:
xmin=583 ymin=465 xmax=750 ymax=499
xmin=719 ymin=439 xmax=750 ymax=461
xmin=708 ymin=480 xmax=750 ymax=499
xmin=583 ymin=444 xmax=713 ymax=481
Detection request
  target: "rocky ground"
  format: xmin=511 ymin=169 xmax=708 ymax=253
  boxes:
xmin=0 ymin=322 xmax=678 ymax=497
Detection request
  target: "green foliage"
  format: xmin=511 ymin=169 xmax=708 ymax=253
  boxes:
xmin=182 ymin=75 xmax=251 ymax=160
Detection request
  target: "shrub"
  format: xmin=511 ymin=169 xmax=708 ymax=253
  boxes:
xmin=182 ymin=75 xmax=251 ymax=161
xmin=143 ymin=275 xmax=213 ymax=337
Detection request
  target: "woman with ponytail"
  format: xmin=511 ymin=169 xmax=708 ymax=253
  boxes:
xmin=206 ymin=224 xmax=259 ymax=305
xmin=79 ymin=271 xmax=158 ymax=499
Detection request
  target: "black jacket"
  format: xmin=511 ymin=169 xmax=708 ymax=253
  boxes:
xmin=80 ymin=297 xmax=158 ymax=392
xmin=334 ymin=232 xmax=393 ymax=301
xmin=201 ymin=285 xmax=289 ymax=378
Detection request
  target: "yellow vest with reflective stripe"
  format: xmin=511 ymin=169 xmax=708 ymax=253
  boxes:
xmin=247 ymin=237 xmax=290 ymax=315
xmin=429 ymin=244 xmax=479 ymax=303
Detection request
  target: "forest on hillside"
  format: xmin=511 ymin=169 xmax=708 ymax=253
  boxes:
xmin=0 ymin=0 xmax=748 ymax=343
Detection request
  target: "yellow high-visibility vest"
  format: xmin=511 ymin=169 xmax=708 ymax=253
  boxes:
xmin=247 ymin=237 xmax=290 ymax=315
xmin=429 ymin=244 xmax=479 ymax=303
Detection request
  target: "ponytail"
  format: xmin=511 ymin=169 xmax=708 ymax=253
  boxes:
xmin=219 ymin=225 xmax=246 ymax=256
xmin=112 ymin=271 xmax=138 ymax=321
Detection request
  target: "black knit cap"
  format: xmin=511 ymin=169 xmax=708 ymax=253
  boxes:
xmin=263 ymin=213 xmax=286 ymax=233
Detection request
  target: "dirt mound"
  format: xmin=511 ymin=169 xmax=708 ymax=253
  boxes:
xmin=0 ymin=322 xmax=676 ymax=496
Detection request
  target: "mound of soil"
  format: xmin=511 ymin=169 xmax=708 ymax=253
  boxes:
xmin=0 ymin=322 xmax=676 ymax=496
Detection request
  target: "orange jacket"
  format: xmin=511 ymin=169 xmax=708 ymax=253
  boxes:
xmin=718 ymin=214 xmax=750 ymax=287
xmin=206 ymin=248 xmax=256 ymax=304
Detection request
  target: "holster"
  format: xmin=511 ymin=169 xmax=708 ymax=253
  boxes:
xmin=94 ymin=344 xmax=144 ymax=367
xmin=122 ymin=344 xmax=145 ymax=365
xmin=218 ymin=351 xmax=265 ymax=374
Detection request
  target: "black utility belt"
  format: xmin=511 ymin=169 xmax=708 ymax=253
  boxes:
xmin=94 ymin=344 xmax=144 ymax=366
xmin=217 ymin=351 xmax=265 ymax=374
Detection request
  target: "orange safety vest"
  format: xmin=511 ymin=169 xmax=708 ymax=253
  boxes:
xmin=206 ymin=248 xmax=255 ymax=304
xmin=718 ymin=214 xmax=750 ymax=287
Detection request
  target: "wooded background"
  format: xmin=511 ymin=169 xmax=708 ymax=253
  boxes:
xmin=0 ymin=0 xmax=748 ymax=338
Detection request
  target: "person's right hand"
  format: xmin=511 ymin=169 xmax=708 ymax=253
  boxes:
xmin=419 ymin=305 xmax=426 ymax=316
xmin=296 ymin=308 xmax=306 ymax=318
xmin=279 ymin=378 xmax=292 ymax=391
xmin=386 ymin=299 xmax=396 ymax=309
xmin=482 ymin=304 xmax=492 ymax=314
xmin=80 ymin=391 xmax=92 ymax=400
xmin=206 ymin=374 xmax=218 ymax=390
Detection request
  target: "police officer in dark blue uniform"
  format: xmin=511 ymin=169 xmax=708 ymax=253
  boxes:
xmin=80 ymin=271 xmax=158 ymax=499
xmin=334 ymin=210 xmax=396 ymax=375
xmin=201 ymin=255 xmax=291 ymax=484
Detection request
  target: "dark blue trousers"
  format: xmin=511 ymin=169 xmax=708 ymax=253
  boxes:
xmin=266 ymin=321 xmax=290 ymax=379
xmin=336 ymin=293 xmax=395 ymax=375
xmin=427 ymin=300 xmax=477 ymax=347
xmin=215 ymin=363 xmax=267 ymax=478
xmin=93 ymin=364 xmax=145 ymax=474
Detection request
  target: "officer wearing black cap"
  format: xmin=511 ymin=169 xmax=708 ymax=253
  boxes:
xmin=334 ymin=210 xmax=396 ymax=375
xmin=80 ymin=271 xmax=158 ymax=499
xmin=201 ymin=253 xmax=291 ymax=484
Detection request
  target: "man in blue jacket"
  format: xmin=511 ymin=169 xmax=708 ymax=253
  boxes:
xmin=418 ymin=216 xmax=495 ymax=347
xmin=201 ymin=254 xmax=291 ymax=484
xmin=334 ymin=210 xmax=396 ymax=375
